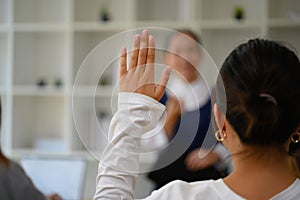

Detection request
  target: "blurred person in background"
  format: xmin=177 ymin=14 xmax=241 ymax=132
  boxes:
xmin=94 ymin=30 xmax=300 ymax=200
xmin=146 ymin=30 xmax=230 ymax=189
xmin=0 ymin=98 xmax=62 ymax=200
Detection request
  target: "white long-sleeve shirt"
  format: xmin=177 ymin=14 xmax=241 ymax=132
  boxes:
xmin=94 ymin=93 xmax=300 ymax=200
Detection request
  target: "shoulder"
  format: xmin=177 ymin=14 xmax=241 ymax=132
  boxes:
xmin=8 ymin=160 xmax=26 ymax=175
xmin=146 ymin=179 xmax=247 ymax=200
xmin=271 ymin=179 xmax=300 ymax=200
xmin=146 ymin=179 xmax=219 ymax=200
xmin=163 ymin=179 xmax=213 ymax=190
xmin=8 ymin=161 xmax=46 ymax=200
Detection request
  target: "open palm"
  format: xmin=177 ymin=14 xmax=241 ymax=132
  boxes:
xmin=118 ymin=30 xmax=171 ymax=101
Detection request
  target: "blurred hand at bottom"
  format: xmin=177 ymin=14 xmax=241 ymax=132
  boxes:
xmin=47 ymin=193 xmax=63 ymax=200
xmin=185 ymin=148 xmax=220 ymax=171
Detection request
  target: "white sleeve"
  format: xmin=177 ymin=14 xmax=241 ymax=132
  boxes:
xmin=140 ymin=119 xmax=169 ymax=151
xmin=93 ymin=92 xmax=166 ymax=200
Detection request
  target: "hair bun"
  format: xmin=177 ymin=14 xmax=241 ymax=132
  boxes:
xmin=244 ymin=93 xmax=280 ymax=144
xmin=247 ymin=93 xmax=279 ymax=122
xmin=259 ymin=93 xmax=278 ymax=106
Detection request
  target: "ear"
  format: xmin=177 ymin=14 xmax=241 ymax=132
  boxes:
xmin=213 ymin=103 xmax=225 ymax=131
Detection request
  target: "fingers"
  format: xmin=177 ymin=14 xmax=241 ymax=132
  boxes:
xmin=185 ymin=149 xmax=220 ymax=171
xmin=185 ymin=152 xmax=204 ymax=171
xmin=119 ymin=47 xmax=127 ymax=79
xmin=185 ymin=153 xmax=196 ymax=170
xmin=187 ymin=161 xmax=203 ymax=171
xmin=145 ymin=35 xmax=155 ymax=81
xmin=119 ymin=29 xmax=171 ymax=100
xmin=129 ymin=34 xmax=140 ymax=69
xmin=137 ymin=30 xmax=149 ymax=68
xmin=155 ymin=67 xmax=171 ymax=100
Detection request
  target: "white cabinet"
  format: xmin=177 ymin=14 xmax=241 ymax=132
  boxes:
xmin=1 ymin=0 xmax=300 ymax=198
xmin=0 ymin=0 xmax=299 ymax=172
xmin=202 ymin=28 xmax=263 ymax=68
xmin=13 ymin=32 xmax=68 ymax=87
xmin=0 ymin=0 xmax=10 ymax=25
xmin=201 ymin=0 xmax=266 ymax=21
xmin=137 ymin=0 xmax=180 ymax=21
xmin=269 ymin=0 xmax=300 ymax=21
xmin=0 ymin=33 xmax=9 ymax=91
xmin=14 ymin=0 xmax=69 ymax=23
xmin=74 ymin=0 xmax=135 ymax=23
xmin=12 ymin=96 xmax=66 ymax=150
xmin=267 ymin=0 xmax=300 ymax=54
xmin=0 ymin=0 xmax=300 ymax=168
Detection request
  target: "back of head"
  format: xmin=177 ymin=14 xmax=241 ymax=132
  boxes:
xmin=217 ymin=39 xmax=300 ymax=146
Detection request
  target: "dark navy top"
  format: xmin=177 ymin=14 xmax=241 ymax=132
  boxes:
xmin=148 ymin=94 xmax=223 ymax=189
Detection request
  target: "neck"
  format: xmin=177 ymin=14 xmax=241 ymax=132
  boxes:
xmin=232 ymin=148 xmax=293 ymax=177
xmin=224 ymin=146 xmax=297 ymax=199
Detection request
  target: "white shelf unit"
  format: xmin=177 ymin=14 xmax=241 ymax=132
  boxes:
xmin=267 ymin=0 xmax=300 ymax=54
xmin=0 ymin=33 xmax=9 ymax=93
xmin=202 ymin=28 xmax=263 ymax=68
xmin=14 ymin=0 xmax=69 ymax=23
xmin=200 ymin=0 xmax=266 ymax=21
xmin=0 ymin=0 xmax=300 ymax=198
xmin=0 ymin=0 xmax=300 ymax=165
xmin=73 ymin=30 xmax=120 ymax=86
xmin=268 ymin=26 xmax=300 ymax=52
xmin=199 ymin=0 xmax=267 ymax=68
xmin=13 ymin=31 xmax=68 ymax=87
xmin=74 ymin=0 xmax=135 ymax=23
xmin=11 ymin=96 xmax=66 ymax=150
xmin=0 ymin=0 xmax=298 ymax=169
xmin=0 ymin=0 xmax=10 ymax=25
xmin=137 ymin=0 xmax=180 ymax=21
xmin=268 ymin=0 xmax=300 ymax=21
xmin=0 ymin=0 xmax=11 ymax=93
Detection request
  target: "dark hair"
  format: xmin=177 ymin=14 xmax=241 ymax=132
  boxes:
xmin=217 ymin=39 xmax=300 ymax=146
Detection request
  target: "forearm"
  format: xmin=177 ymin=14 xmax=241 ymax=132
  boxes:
xmin=163 ymin=115 xmax=179 ymax=139
xmin=94 ymin=93 xmax=165 ymax=200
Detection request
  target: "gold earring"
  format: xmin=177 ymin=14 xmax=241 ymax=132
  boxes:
xmin=215 ymin=130 xmax=227 ymax=142
xmin=290 ymin=132 xmax=300 ymax=143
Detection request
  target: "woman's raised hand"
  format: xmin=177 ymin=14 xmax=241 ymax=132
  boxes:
xmin=118 ymin=30 xmax=171 ymax=101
